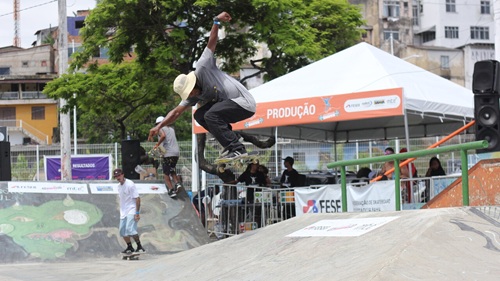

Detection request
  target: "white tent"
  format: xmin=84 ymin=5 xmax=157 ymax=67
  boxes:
xmin=238 ymin=42 xmax=474 ymax=142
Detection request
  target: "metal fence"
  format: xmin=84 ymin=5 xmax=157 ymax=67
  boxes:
xmin=7 ymin=133 xmax=478 ymax=190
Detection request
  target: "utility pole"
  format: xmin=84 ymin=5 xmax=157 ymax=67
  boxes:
xmin=13 ymin=0 xmax=20 ymax=47
xmin=58 ymin=0 xmax=72 ymax=180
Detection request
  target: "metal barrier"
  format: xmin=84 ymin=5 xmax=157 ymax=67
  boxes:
xmin=400 ymin=175 xmax=460 ymax=204
xmin=326 ymin=140 xmax=488 ymax=211
xmin=193 ymin=184 xmax=301 ymax=239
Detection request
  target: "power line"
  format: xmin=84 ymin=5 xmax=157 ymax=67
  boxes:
xmin=0 ymin=0 xmax=57 ymax=18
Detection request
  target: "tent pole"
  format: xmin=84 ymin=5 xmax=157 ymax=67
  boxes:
xmin=191 ymin=133 xmax=199 ymax=193
xmin=275 ymin=127 xmax=279 ymax=178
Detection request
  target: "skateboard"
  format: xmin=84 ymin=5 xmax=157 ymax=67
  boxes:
xmin=215 ymin=151 xmax=260 ymax=172
xmin=148 ymin=146 xmax=166 ymax=159
xmin=122 ymin=252 xmax=140 ymax=260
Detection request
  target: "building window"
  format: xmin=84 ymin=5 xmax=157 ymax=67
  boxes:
xmin=471 ymin=26 xmax=489 ymax=40
xmin=0 ymin=107 xmax=15 ymax=120
xmin=446 ymin=0 xmax=456 ymax=12
xmin=0 ymin=67 xmax=10 ymax=75
xmin=75 ymin=20 xmax=85 ymax=29
xmin=22 ymin=61 xmax=29 ymax=68
xmin=422 ymin=32 xmax=436 ymax=43
xmin=412 ymin=5 xmax=420 ymax=25
xmin=441 ymin=56 xmax=450 ymax=69
xmin=41 ymin=60 xmax=47 ymax=67
xmin=444 ymin=26 xmax=459 ymax=38
xmin=383 ymin=30 xmax=400 ymax=40
xmin=481 ymin=1 xmax=491 ymax=14
xmin=383 ymin=1 xmax=400 ymax=18
xmin=32 ymin=106 xmax=45 ymax=120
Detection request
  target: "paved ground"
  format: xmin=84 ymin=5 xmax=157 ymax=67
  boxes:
xmin=1 ymin=206 xmax=499 ymax=281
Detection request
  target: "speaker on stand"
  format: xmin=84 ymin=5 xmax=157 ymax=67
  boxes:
xmin=0 ymin=141 xmax=12 ymax=181
xmin=121 ymin=139 xmax=141 ymax=179
xmin=472 ymin=60 xmax=500 ymax=153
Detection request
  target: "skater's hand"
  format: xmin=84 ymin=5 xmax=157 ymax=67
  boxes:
xmin=148 ymin=126 xmax=159 ymax=141
xmin=216 ymin=12 xmax=231 ymax=22
xmin=134 ymin=214 xmax=140 ymax=222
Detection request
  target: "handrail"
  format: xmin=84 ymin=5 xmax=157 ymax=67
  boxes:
xmin=371 ymin=120 xmax=476 ymax=183
xmin=326 ymin=140 xmax=488 ymax=212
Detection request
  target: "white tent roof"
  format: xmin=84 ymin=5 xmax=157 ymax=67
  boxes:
xmin=245 ymin=42 xmax=474 ymax=142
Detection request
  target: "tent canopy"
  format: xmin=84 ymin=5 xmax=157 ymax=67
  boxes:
xmin=240 ymin=42 xmax=474 ymax=142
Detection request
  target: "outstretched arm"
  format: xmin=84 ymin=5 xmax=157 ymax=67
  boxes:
xmin=148 ymin=105 xmax=189 ymax=141
xmin=207 ymin=11 xmax=232 ymax=53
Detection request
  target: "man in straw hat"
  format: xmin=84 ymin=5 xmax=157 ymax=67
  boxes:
xmin=148 ymin=11 xmax=256 ymax=161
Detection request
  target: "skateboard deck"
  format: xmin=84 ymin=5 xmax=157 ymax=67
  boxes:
xmin=215 ymin=151 xmax=260 ymax=172
xmin=148 ymin=146 xmax=166 ymax=159
xmin=122 ymin=252 xmax=140 ymax=260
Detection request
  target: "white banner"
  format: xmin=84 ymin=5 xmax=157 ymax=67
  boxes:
xmin=294 ymin=185 xmax=343 ymax=216
xmin=8 ymin=182 xmax=88 ymax=194
xmin=347 ymin=181 xmax=398 ymax=212
xmin=89 ymin=183 xmax=167 ymax=194
xmin=287 ymin=217 xmax=399 ymax=237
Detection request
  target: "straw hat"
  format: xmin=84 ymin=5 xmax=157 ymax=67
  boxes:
xmin=173 ymin=72 xmax=196 ymax=101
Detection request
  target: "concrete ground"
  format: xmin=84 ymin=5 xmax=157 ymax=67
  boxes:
xmin=1 ymin=206 xmax=499 ymax=281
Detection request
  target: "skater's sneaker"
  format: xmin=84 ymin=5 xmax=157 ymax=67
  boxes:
xmin=174 ymin=182 xmax=183 ymax=192
xmin=121 ymin=246 xmax=135 ymax=254
xmin=168 ymin=188 xmax=177 ymax=198
xmin=135 ymin=246 xmax=146 ymax=253
xmin=219 ymin=149 xmax=247 ymax=161
xmin=219 ymin=147 xmax=230 ymax=157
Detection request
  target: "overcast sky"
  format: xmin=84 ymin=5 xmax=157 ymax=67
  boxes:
xmin=0 ymin=0 xmax=96 ymax=48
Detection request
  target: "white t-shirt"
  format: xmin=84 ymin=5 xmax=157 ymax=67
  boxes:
xmin=118 ymin=178 xmax=139 ymax=219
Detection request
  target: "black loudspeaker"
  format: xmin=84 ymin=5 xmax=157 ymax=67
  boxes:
xmin=0 ymin=127 xmax=7 ymax=142
xmin=473 ymin=60 xmax=500 ymax=95
xmin=474 ymin=94 xmax=500 ymax=153
xmin=0 ymin=142 xmax=12 ymax=181
xmin=121 ymin=139 xmax=140 ymax=179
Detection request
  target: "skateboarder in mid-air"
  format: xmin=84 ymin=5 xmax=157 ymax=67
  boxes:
xmin=114 ymin=168 xmax=145 ymax=254
xmin=148 ymin=11 xmax=256 ymax=161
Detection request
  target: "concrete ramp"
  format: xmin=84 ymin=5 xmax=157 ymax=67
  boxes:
xmin=0 ymin=182 xmax=210 ymax=263
xmin=3 ymin=206 xmax=498 ymax=281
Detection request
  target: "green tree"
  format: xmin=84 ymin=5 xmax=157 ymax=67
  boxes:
xmin=44 ymin=62 xmax=192 ymax=142
xmin=72 ymin=0 xmax=364 ymax=80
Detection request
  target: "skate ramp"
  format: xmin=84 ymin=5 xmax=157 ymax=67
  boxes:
xmin=3 ymin=206 xmax=498 ymax=281
xmin=425 ymin=158 xmax=500 ymax=208
xmin=0 ymin=181 xmax=210 ymax=263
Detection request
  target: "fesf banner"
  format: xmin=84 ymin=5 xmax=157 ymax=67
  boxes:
xmin=193 ymin=88 xmax=403 ymax=133
xmin=347 ymin=181 xmax=398 ymax=212
xmin=294 ymin=185 xmax=343 ymax=215
xmin=45 ymin=154 xmax=112 ymax=180
xmin=294 ymin=181 xmax=398 ymax=215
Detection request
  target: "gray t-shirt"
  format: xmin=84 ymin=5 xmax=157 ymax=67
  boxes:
xmin=159 ymin=126 xmax=179 ymax=157
xmin=179 ymin=48 xmax=256 ymax=112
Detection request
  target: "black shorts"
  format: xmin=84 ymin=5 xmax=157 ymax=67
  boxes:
xmin=161 ymin=157 xmax=179 ymax=176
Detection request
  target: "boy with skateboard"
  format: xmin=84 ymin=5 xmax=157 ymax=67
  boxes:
xmin=148 ymin=11 xmax=256 ymax=162
xmin=153 ymin=116 xmax=183 ymax=198
xmin=114 ymin=168 xmax=145 ymax=255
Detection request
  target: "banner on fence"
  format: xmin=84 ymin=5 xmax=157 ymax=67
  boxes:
xmin=8 ymin=181 xmax=88 ymax=194
xmin=294 ymin=185 xmax=343 ymax=216
xmin=89 ymin=183 xmax=167 ymax=194
xmin=347 ymin=181 xmax=397 ymax=212
xmin=45 ymin=154 xmax=112 ymax=180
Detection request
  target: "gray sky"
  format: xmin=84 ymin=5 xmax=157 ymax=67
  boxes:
xmin=0 ymin=0 xmax=96 ymax=48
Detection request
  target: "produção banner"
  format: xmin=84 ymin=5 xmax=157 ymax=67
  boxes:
xmin=8 ymin=181 xmax=88 ymax=194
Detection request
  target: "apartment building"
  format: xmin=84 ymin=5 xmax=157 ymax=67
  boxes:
xmin=0 ymin=10 xmax=117 ymax=146
xmin=0 ymin=45 xmax=58 ymax=145
xmin=351 ymin=0 xmax=495 ymax=89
